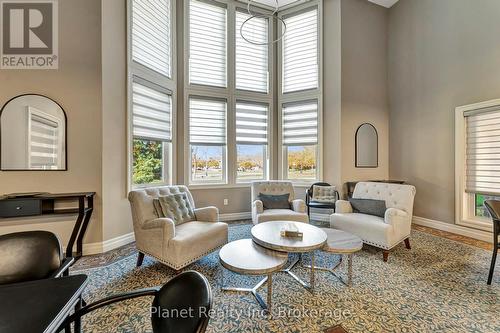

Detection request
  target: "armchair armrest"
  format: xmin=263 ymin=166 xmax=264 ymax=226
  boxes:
xmin=335 ymin=200 xmax=353 ymax=213
xmin=252 ymin=200 xmax=264 ymax=215
xmin=51 ymin=257 xmax=74 ymax=278
xmin=292 ymin=199 xmax=306 ymax=213
xmin=194 ymin=206 xmax=219 ymax=222
xmin=142 ymin=217 xmax=176 ymax=239
xmin=384 ymin=208 xmax=409 ymax=225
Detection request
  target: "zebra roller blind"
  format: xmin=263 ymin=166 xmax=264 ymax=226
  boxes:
xmin=282 ymin=100 xmax=318 ymax=146
xmin=189 ymin=0 xmax=227 ymax=87
xmin=132 ymin=80 xmax=172 ymax=142
xmin=29 ymin=112 xmax=59 ymax=169
xmin=189 ymin=97 xmax=227 ymax=145
xmin=465 ymin=106 xmax=500 ymax=195
xmin=131 ymin=0 xmax=171 ymax=77
xmin=236 ymin=11 xmax=268 ymax=93
xmin=282 ymin=7 xmax=318 ymax=93
xmin=236 ymin=101 xmax=268 ymax=144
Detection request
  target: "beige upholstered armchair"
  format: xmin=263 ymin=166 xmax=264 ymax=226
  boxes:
xmin=251 ymin=181 xmax=309 ymax=224
xmin=128 ymin=186 xmax=228 ymax=271
xmin=330 ymin=182 xmax=416 ymax=262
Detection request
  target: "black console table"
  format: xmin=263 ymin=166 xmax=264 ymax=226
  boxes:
xmin=0 ymin=192 xmax=95 ymax=260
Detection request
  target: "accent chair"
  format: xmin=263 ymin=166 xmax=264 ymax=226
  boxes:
xmin=128 ymin=186 xmax=228 ymax=272
xmin=251 ymin=181 xmax=308 ymax=224
xmin=330 ymin=182 xmax=416 ymax=262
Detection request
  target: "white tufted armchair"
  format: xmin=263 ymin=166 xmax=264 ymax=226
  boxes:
xmin=128 ymin=186 xmax=228 ymax=271
xmin=330 ymin=182 xmax=416 ymax=261
xmin=251 ymin=181 xmax=309 ymax=224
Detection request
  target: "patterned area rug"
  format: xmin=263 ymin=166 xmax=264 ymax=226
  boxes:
xmin=72 ymin=224 xmax=500 ymax=333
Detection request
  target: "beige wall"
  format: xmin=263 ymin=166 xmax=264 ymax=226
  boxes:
xmin=101 ymin=0 xmax=132 ymax=240
xmin=322 ymin=0 xmax=342 ymax=190
xmin=388 ymin=0 xmax=500 ymax=223
xmin=340 ymin=0 xmax=389 ymax=187
xmin=0 ymin=0 xmax=103 ymax=245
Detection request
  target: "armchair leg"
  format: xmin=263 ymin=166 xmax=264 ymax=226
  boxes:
xmin=136 ymin=252 xmax=145 ymax=267
xmin=404 ymin=238 xmax=411 ymax=250
xmin=383 ymin=251 xmax=389 ymax=262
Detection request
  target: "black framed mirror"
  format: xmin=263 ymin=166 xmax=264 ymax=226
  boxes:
xmin=0 ymin=94 xmax=67 ymax=170
xmin=355 ymin=123 xmax=378 ymax=168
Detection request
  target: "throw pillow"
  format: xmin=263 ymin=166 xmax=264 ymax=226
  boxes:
xmin=153 ymin=193 xmax=196 ymax=225
xmin=312 ymin=185 xmax=337 ymax=203
xmin=258 ymin=193 xmax=291 ymax=210
xmin=349 ymin=198 xmax=386 ymax=218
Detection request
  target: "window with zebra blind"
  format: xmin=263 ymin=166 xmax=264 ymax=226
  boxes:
xmin=189 ymin=97 xmax=227 ymax=184
xmin=455 ymin=99 xmax=500 ymax=230
xmin=282 ymin=7 xmax=319 ymax=93
xmin=189 ymin=0 xmax=227 ymax=87
xmin=282 ymin=100 xmax=318 ymax=180
xmin=28 ymin=108 xmax=62 ymax=170
xmin=236 ymin=101 xmax=269 ymax=182
xmin=279 ymin=3 xmax=322 ymax=182
xmin=129 ymin=0 xmax=176 ymax=187
xmin=235 ymin=11 xmax=269 ymax=93
xmin=131 ymin=0 xmax=172 ymax=78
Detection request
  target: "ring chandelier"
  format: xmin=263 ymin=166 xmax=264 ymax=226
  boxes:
xmin=240 ymin=0 xmax=287 ymax=46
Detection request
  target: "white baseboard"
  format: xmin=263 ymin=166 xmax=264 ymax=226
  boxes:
xmin=219 ymin=212 xmax=251 ymax=221
xmin=81 ymin=232 xmax=135 ymax=256
xmin=412 ymin=216 xmax=492 ymax=243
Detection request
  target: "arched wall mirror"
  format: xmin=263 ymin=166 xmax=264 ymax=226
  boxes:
xmin=355 ymin=123 xmax=378 ymax=168
xmin=0 ymin=94 xmax=67 ymax=170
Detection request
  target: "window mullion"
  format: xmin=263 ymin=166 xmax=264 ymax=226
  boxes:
xmin=227 ymin=2 xmax=236 ymax=185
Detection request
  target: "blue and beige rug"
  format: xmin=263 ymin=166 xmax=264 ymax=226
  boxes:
xmin=73 ymin=224 xmax=500 ymax=333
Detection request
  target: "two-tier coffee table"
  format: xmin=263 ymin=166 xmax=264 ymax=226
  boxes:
xmin=219 ymin=239 xmax=288 ymax=311
xmin=251 ymin=221 xmax=327 ymax=292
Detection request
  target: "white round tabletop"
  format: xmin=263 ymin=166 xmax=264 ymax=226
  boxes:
xmin=219 ymin=239 xmax=288 ymax=275
xmin=251 ymin=221 xmax=327 ymax=253
xmin=320 ymin=228 xmax=363 ymax=254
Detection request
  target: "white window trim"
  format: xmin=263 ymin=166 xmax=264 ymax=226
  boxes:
xmin=127 ymin=0 xmax=178 ymax=191
xmin=183 ymin=0 xmax=274 ymax=187
xmin=277 ymin=0 xmax=323 ymax=186
xmin=454 ymin=98 xmax=500 ymax=232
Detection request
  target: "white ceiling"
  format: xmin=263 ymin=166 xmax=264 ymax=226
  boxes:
xmin=367 ymin=0 xmax=399 ymax=8
xmin=250 ymin=0 xmax=400 ymax=9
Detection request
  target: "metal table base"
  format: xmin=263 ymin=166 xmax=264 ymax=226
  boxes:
xmin=282 ymin=253 xmax=316 ymax=292
xmin=221 ymin=273 xmax=273 ymax=312
xmin=304 ymin=253 xmax=354 ymax=287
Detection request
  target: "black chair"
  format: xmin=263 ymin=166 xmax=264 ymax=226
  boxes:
xmin=306 ymin=182 xmax=339 ymax=217
xmin=64 ymin=271 xmax=212 ymax=333
xmin=0 ymin=231 xmax=73 ymax=285
xmin=484 ymin=200 xmax=500 ymax=285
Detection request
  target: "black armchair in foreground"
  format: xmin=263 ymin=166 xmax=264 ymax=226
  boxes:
xmin=0 ymin=230 xmax=74 ymax=285
xmin=63 ymin=271 xmax=213 ymax=333
xmin=484 ymin=200 xmax=500 ymax=285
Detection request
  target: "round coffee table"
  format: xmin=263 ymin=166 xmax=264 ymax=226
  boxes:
xmin=312 ymin=228 xmax=363 ymax=287
xmin=251 ymin=221 xmax=327 ymax=292
xmin=219 ymin=239 xmax=288 ymax=311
